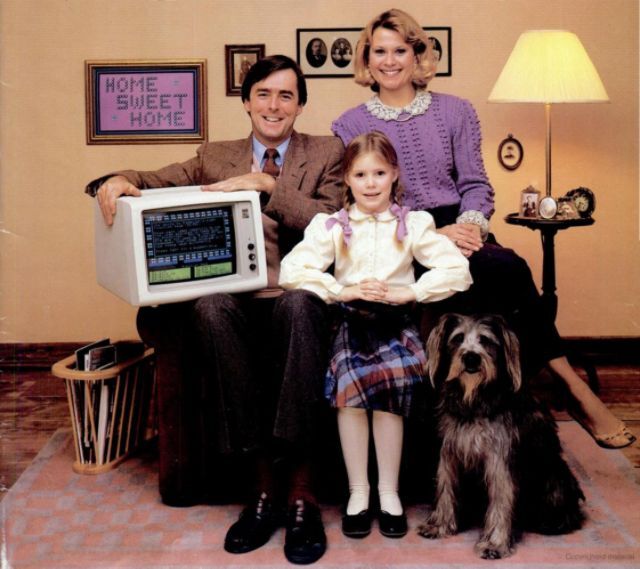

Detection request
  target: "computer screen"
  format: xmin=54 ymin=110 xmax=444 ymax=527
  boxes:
xmin=143 ymin=204 xmax=236 ymax=285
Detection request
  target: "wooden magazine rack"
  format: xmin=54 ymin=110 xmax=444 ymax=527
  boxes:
xmin=52 ymin=348 xmax=156 ymax=474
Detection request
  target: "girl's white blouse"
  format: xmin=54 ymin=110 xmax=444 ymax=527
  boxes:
xmin=279 ymin=205 xmax=472 ymax=303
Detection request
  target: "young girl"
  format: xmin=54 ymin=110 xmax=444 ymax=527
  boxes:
xmin=279 ymin=131 xmax=471 ymax=539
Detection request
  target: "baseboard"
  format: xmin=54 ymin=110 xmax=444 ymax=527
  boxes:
xmin=0 ymin=338 xmax=638 ymax=370
xmin=564 ymin=337 xmax=640 ymax=366
xmin=0 ymin=342 xmax=143 ymax=369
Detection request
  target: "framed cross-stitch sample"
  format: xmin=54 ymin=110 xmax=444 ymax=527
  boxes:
xmin=85 ymin=59 xmax=207 ymax=144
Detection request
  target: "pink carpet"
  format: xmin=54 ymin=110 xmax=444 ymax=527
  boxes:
xmin=1 ymin=423 xmax=639 ymax=569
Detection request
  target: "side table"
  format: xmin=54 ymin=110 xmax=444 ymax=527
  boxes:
xmin=504 ymin=213 xmax=598 ymax=390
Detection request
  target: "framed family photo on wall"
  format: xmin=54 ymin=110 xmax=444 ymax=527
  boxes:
xmin=424 ymin=27 xmax=452 ymax=77
xmin=225 ymin=44 xmax=265 ymax=96
xmin=297 ymin=28 xmax=361 ymax=77
xmin=297 ymin=27 xmax=452 ymax=78
xmin=85 ymin=59 xmax=207 ymax=144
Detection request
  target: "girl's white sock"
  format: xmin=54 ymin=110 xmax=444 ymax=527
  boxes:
xmin=378 ymin=486 xmax=403 ymax=516
xmin=372 ymin=411 xmax=404 ymax=515
xmin=338 ymin=407 xmax=371 ymax=515
xmin=346 ymin=483 xmax=370 ymax=515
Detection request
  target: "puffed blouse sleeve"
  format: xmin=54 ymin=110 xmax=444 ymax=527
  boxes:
xmin=278 ymin=213 xmax=343 ymax=302
xmin=407 ymin=211 xmax=473 ymax=303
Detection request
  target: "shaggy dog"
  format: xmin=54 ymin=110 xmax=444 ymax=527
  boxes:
xmin=418 ymin=313 xmax=585 ymax=559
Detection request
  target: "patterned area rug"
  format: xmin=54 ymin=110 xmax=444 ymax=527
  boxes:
xmin=1 ymin=423 xmax=639 ymax=569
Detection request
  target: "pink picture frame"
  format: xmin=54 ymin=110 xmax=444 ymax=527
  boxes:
xmin=85 ymin=59 xmax=207 ymax=144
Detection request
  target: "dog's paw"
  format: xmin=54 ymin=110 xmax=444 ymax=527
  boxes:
xmin=417 ymin=519 xmax=457 ymax=539
xmin=475 ymin=540 xmax=514 ymax=560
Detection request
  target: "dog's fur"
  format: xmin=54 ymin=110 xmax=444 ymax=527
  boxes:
xmin=418 ymin=313 xmax=585 ymax=559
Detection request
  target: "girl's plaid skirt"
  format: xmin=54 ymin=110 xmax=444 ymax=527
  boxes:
xmin=325 ymin=302 xmax=427 ymax=417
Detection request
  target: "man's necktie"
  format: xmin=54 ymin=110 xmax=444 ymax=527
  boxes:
xmin=262 ymin=148 xmax=280 ymax=178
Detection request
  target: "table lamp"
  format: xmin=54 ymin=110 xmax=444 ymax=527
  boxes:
xmin=488 ymin=30 xmax=609 ymax=198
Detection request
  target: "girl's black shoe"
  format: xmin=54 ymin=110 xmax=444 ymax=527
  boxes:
xmin=341 ymin=509 xmax=372 ymax=538
xmin=378 ymin=510 xmax=407 ymax=538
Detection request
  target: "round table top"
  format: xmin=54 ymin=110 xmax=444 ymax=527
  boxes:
xmin=504 ymin=213 xmax=595 ymax=230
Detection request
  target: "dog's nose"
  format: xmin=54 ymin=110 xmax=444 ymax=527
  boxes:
xmin=462 ymin=351 xmax=481 ymax=372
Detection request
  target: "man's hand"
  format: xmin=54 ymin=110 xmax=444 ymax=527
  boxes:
xmin=96 ymin=175 xmax=142 ymax=226
xmin=437 ymin=223 xmax=483 ymax=257
xmin=202 ymin=172 xmax=276 ymax=194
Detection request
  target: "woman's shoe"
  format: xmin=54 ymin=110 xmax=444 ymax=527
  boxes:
xmin=342 ymin=509 xmax=372 ymax=538
xmin=378 ymin=510 xmax=407 ymax=538
xmin=572 ymin=412 xmax=637 ymax=449
xmin=591 ymin=422 xmax=636 ymax=449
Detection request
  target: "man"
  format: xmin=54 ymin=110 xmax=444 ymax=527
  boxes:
xmin=306 ymin=38 xmax=327 ymax=68
xmin=87 ymin=55 xmax=343 ymax=565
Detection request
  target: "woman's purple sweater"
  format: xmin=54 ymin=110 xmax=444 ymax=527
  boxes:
xmin=332 ymin=92 xmax=495 ymax=221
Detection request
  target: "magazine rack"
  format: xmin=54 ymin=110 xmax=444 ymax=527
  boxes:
xmin=51 ymin=348 xmax=156 ymax=474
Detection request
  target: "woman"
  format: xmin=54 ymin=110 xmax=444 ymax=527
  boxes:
xmin=331 ymin=8 xmax=634 ymax=449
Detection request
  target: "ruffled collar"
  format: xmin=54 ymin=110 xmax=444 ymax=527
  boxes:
xmin=365 ymin=90 xmax=432 ymax=122
xmin=325 ymin=204 xmax=410 ymax=246
xmin=348 ymin=204 xmax=398 ymax=221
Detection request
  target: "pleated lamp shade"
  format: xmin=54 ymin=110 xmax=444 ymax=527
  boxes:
xmin=488 ymin=30 xmax=609 ymax=104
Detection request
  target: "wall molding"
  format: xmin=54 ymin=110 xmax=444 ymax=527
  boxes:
xmin=0 ymin=339 xmax=638 ymax=370
xmin=0 ymin=342 xmax=146 ymax=369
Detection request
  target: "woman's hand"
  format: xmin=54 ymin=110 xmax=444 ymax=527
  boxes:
xmin=437 ymin=223 xmax=482 ymax=257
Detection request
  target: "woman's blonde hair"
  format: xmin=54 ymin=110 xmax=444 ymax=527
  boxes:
xmin=342 ymin=131 xmax=404 ymax=209
xmin=354 ymin=8 xmax=436 ymax=91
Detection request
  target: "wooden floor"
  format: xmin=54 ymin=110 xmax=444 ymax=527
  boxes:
xmin=1 ymin=351 xmax=639 ymax=501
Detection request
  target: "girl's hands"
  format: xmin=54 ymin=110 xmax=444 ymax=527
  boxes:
xmin=338 ymin=278 xmax=388 ymax=302
xmin=382 ymin=285 xmax=416 ymax=305
xmin=337 ymin=279 xmax=415 ymax=305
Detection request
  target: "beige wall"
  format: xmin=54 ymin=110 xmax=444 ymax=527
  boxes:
xmin=1 ymin=0 xmax=638 ymax=343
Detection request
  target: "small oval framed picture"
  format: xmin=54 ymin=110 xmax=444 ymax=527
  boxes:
xmin=498 ymin=134 xmax=524 ymax=171
xmin=538 ymin=196 xmax=558 ymax=219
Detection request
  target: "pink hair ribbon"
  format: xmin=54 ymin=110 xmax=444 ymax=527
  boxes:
xmin=390 ymin=203 xmax=409 ymax=241
xmin=325 ymin=209 xmax=353 ymax=246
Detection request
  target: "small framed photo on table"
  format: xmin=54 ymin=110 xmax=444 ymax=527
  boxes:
xmin=538 ymin=196 xmax=558 ymax=219
xmin=225 ymin=44 xmax=265 ymax=96
xmin=85 ymin=59 xmax=207 ymax=145
xmin=556 ymin=197 xmax=581 ymax=220
xmin=520 ymin=186 xmax=540 ymax=218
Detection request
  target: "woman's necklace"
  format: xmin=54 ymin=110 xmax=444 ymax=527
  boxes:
xmin=365 ymin=90 xmax=432 ymax=122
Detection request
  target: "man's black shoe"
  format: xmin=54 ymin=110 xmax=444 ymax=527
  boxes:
xmin=284 ymin=499 xmax=327 ymax=565
xmin=224 ymin=493 xmax=281 ymax=554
